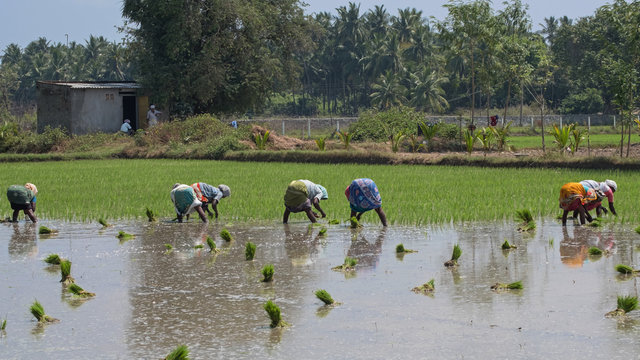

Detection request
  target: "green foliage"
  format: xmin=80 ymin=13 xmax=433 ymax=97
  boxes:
xmin=245 ymin=242 xmax=256 ymax=261
xmin=98 ymin=218 xmax=110 ymax=227
xmin=550 ymin=123 xmax=574 ymax=153
xmin=390 ymin=131 xmax=406 ymax=153
xmin=60 ymin=260 xmax=71 ymax=280
xmin=220 ymin=229 xmax=233 ymax=242
xmin=38 ymin=226 xmax=54 ymax=234
xmin=315 ymin=289 xmax=334 ymax=305
xmin=617 ymin=295 xmax=639 ymax=313
xmin=262 ymin=264 xmax=274 ymax=282
xmin=253 ymin=130 xmax=270 ymax=150
xmin=349 ymin=107 xmax=422 ymax=141
xmin=516 ymin=209 xmax=536 ymax=231
xmin=30 ymin=300 xmax=46 ymax=322
xmin=489 ymin=122 xmax=512 ymax=151
xmin=636 ymin=226 xmax=640 ymax=234
xmin=344 ymin=257 xmax=358 ymax=268
xmin=419 ymin=121 xmax=441 ymax=151
xmin=451 ymin=244 xmax=462 ymax=262
xmin=501 ymin=240 xmax=516 ymax=250
xmin=318 ymin=227 xmax=327 ymax=236
xmin=349 ymin=217 xmax=360 ymax=229
xmin=68 ymin=283 xmax=95 ymax=297
xmin=407 ymin=134 xmax=425 ymax=152
xmin=559 ymin=88 xmax=604 ymax=114
xmin=165 ymin=345 xmax=190 ymax=360
xmin=463 ymin=129 xmax=475 ymax=155
xmin=570 ymin=127 xmax=586 ymax=155
xmin=1 ymin=318 xmax=5 ymax=330
xmin=116 ymin=231 xmax=134 ymax=240
xmin=396 ymin=243 xmax=406 ymax=253
xmin=315 ymin=137 xmax=326 ymax=151
xmin=475 ymin=127 xmax=494 ymax=154
xmin=44 ymin=254 xmax=61 ymax=265
xmin=338 ymin=130 xmax=352 ymax=149
xmin=438 ymin=123 xmax=460 ymax=141
xmin=264 ymin=300 xmax=282 ymax=328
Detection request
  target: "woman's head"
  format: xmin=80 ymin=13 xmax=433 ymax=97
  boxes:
xmin=25 ymin=183 xmax=37 ymax=195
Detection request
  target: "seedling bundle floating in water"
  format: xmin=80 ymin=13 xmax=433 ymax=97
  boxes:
xmin=68 ymin=283 xmax=96 ymax=298
xmin=332 ymin=257 xmax=358 ymax=272
xmin=116 ymin=231 xmax=134 ymax=241
xmin=59 ymin=259 xmax=74 ymax=285
xmin=206 ymin=236 xmax=218 ymax=253
xmin=412 ymin=279 xmax=435 ymax=295
xmin=165 ymin=344 xmax=189 ymax=360
xmin=30 ymin=300 xmax=58 ymax=323
xmin=245 ymin=242 xmax=256 ymax=261
xmin=396 ymin=243 xmax=417 ymax=253
xmin=314 ymin=289 xmax=335 ymax=305
xmin=38 ymin=226 xmax=57 ymax=235
xmin=615 ymin=264 xmax=639 ymax=275
xmin=606 ymin=295 xmax=638 ymax=317
xmin=318 ymin=227 xmax=327 ymax=236
xmin=501 ymin=240 xmax=517 ymax=250
xmin=98 ymin=218 xmax=111 ymax=227
xmin=515 ymin=209 xmax=536 ymax=232
xmin=444 ymin=244 xmax=462 ymax=267
xmin=490 ymin=281 xmax=523 ymax=291
xmin=164 ymin=244 xmax=173 ymax=254
xmin=264 ymin=300 xmax=288 ymax=328
xmin=588 ymin=247 xmax=604 ymax=256
xmin=262 ymin=264 xmax=274 ymax=282
xmin=220 ymin=228 xmax=233 ymax=242
xmin=44 ymin=253 xmax=62 ymax=265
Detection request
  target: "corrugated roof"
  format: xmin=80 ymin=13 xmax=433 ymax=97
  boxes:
xmin=38 ymin=81 xmax=141 ymax=89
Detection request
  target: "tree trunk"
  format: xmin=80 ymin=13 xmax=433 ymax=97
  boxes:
xmin=519 ymin=82 xmax=524 ymax=126
xmin=627 ymin=116 xmax=632 ymax=157
xmin=540 ymin=89 xmax=546 ymax=153
xmin=503 ymin=78 xmax=512 ymax=126
xmin=470 ymin=43 xmax=475 ymax=129
xmin=620 ymin=112 xmax=624 ymax=157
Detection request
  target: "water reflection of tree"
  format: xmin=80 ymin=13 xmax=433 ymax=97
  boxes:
xmin=7 ymin=223 xmax=37 ymax=260
xmin=346 ymin=228 xmax=386 ymax=270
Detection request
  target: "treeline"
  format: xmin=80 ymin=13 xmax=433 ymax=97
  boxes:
xmin=1 ymin=0 xmax=639 ymax=125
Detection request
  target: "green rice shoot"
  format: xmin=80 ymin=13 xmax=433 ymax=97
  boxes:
xmin=615 ymin=264 xmax=636 ymax=275
xmin=98 ymin=218 xmax=110 ymax=227
xmin=315 ymin=289 xmax=335 ymax=305
xmin=164 ymin=243 xmax=173 ymax=251
xmin=220 ymin=228 xmax=233 ymax=242
xmin=30 ymin=300 xmax=56 ymax=323
xmin=617 ymin=295 xmax=639 ymax=313
xmin=412 ymin=279 xmax=436 ymax=294
xmin=328 ymin=219 xmax=340 ymax=225
xmin=68 ymin=283 xmax=95 ymax=298
xmin=245 ymin=242 xmax=256 ymax=261
xmin=515 ymin=209 xmax=536 ymax=231
xmin=44 ymin=253 xmax=61 ymax=265
xmin=206 ymin=236 xmax=216 ymax=252
xmin=116 ymin=231 xmax=134 ymax=240
xmin=262 ymin=264 xmax=274 ymax=282
xmin=350 ymin=217 xmax=360 ymax=229
xmin=38 ymin=226 xmax=56 ymax=234
xmin=318 ymin=227 xmax=327 ymax=236
xmin=491 ymin=281 xmax=523 ymax=291
xmin=588 ymin=247 xmax=603 ymax=256
xmin=396 ymin=243 xmax=416 ymax=253
xmin=194 ymin=244 xmax=204 ymax=249
xmin=59 ymin=259 xmax=73 ymax=283
xmin=501 ymin=239 xmax=516 ymax=250
xmin=635 ymin=226 xmax=640 ymax=234
xmin=264 ymin=300 xmax=283 ymax=328
xmin=1 ymin=318 xmax=6 ymax=331
xmin=165 ymin=345 xmax=189 ymax=360
xmin=145 ymin=207 xmax=157 ymax=222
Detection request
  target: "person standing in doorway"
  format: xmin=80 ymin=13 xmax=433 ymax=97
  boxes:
xmin=146 ymin=104 xmax=162 ymax=127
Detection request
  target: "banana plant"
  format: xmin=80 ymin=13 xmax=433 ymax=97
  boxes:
xmin=419 ymin=121 xmax=440 ymax=152
xmin=338 ymin=130 xmax=352 ymax=149
xmin=550 ymin=123 xmax=574 ymax=153
xmin=315 ymin=137 xmax=326 ymax=151
xmin=390 ymin=131 xmax=406 ymax=153
xmin=463 ymin=128 xmax=475 ymax=155
xmin=407 ymin=134 xmax=425 ymax=153
xmin=253 ymin=130 xmax=270 ymax=150
xmin=570 ymin=126 xmax=586 ymax=155
xmin=475 ymin=127 xmax=494 ymax=156
xmin=489 ymin=121 xmax=512 ymax=151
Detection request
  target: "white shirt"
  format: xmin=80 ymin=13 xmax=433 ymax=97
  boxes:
xmin=147 ymin=109 xmax=160 ymax=126
xmin=299 ymin=179 xmax=322 ymax=201
xmin=120 ymin=122 xmax=132 ymax=133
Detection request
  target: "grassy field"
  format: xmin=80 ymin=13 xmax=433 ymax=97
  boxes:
xmin=509 ymin=133 xmax=639 ymax=150
xmin=0 ymin=159 xmax=637 ymax=224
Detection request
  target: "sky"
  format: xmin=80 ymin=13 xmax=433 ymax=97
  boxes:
xmin=0 ymin=0 xmax=611 ymax=54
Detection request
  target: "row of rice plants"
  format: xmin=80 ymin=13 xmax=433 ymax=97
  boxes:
xmin=1 ymin=159 xmax=637 ymax=224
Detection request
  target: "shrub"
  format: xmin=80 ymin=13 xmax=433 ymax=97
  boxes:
xmin=349 ymin=106 xmax=422 ymax=141
xmin=437 ymin=123 xmax=459 ymax=141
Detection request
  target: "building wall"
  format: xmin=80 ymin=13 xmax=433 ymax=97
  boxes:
xmin=36 ymin=83 xmax=72 ymax=133
xmin=70 ymin=89 xmax=124 ymax=134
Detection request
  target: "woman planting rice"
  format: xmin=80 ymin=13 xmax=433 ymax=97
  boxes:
xmin=6 ymin=183 xmax=38 ymax=223
xmin=345 ymin=178 xmax=387 ymax=226
xmin=559 ymin=182 xmax=597 ymax=226
xmin=170 ymin=184 xmax=207 ymax=223
xmin=190 ymin=183 xmax=231 ymax=218
xmin=283 ymin=179 xmax=328 ymax=224
xmin=576 ymin=179 xmax=617 ymax=218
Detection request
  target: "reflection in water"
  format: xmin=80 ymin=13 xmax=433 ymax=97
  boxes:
xmin=346 ymin=228 xmax=386 ymax=270
xmin=284 ymin=224 xmax=320 ymax=267
xmin=560 ymin=227 xmax=615 ymax=268
xmin=7 ymin=223 xmax=37 ymax=259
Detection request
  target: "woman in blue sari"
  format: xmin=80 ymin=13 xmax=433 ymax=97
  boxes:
xmin=345 ymin=178 xmax=387 ymax=226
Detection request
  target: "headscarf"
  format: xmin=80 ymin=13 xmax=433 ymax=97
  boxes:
xmin=218 ymin=184 xmax=231 ymax=198
xmin=605 ymin=179 xmax=617 ymax=192
xmin=317 ymin=185 xmax=328 ymax=200
xmin=172 ymin=183 xmax=181 ymax=190
xmin=25 ymin=183 xmax=37 ymax=196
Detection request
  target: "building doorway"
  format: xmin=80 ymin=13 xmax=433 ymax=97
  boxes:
xmin=123 ymin=96 xmax=137 ymax=130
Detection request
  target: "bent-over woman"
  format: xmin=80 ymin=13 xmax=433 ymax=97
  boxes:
xmin=345 ymin=178 xmax=387 ymax=226
xmin=6 ymin=183 xmax=38 ymax=223
xmin=579 ymin=179 xmax=617 ymax=217
xmin=283 ymin=180 xmax=325 ymax=224
xmin=171 ymin=184 xmax=207 ymax=223
xmin=191 ymin=183 xmax=231 ymax=218
xmin=559 ymin=182 xmax=597 ymax=226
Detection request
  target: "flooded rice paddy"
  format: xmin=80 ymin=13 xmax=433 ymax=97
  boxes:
xmin=1 ymin=218 xmax=640 ymax=359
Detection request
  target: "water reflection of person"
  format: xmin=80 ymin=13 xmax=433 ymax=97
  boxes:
xmin=560 ymin=226 xmax=598 ymax=268
xmin=347 ymin=228 xmax=387 ymax=269
xmin=8 ymin=222 xmax=38 ymax=259
xmin=284 ymin=224 xmax=320 ymax=266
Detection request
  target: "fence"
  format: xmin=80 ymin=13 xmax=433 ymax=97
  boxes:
xmin=236 ymin=114 xmax=627 ymax=138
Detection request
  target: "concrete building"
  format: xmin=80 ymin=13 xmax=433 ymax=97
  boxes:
xmin=36 ymin=81 xmax=150 ymax=135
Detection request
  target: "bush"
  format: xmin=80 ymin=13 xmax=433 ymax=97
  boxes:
xmin=350 ymin=106 xmax=423 ymax=141
xmin=203 ymin=134 xmax=247 ymax=159
xmin=559 ymin=88 xmax=604 ymax=114
xmin=437 ymin=123 xmax=459 ymax=140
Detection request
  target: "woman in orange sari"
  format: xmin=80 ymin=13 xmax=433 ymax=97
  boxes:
xmin=559 ymin=182 xmax=596 ymax=226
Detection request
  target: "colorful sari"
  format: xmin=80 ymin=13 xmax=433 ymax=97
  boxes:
xmin=346 ymin=178 xmax=382 ymax=213
xmin=559 ymin=182 xmax=596 ymax=211
xmin=284 ymin=180 xmax=311 ymax=212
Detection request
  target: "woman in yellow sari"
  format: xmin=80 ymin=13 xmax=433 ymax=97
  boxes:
xmin=559 ymin=182 xmax=596 ymax=225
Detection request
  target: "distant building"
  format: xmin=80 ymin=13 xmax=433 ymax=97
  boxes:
xmin=36 ymin=81 xmax=151 ymax=135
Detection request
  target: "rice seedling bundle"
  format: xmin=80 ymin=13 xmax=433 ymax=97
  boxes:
xmin=206 ymin=236 xmax=217 ymax=252
xmin=220 ymin=229 xmax=233 ymax=242
xmin=606 ymin=295 xmax=639 ymax=317
xmin=501 ymin=240 xmax=516 ymax=250
xmin=396 ymin=243 xmax=416 ymax=253
xmin=588 ymin=247 xmax=603 ymax=256
xmin=264 ymin=300 xmax=288 ymax=328
xmin=444 ymin=244 xmax=462 ymax=267
xmin=38 ymin=226 xmax=57 ymax=234
xmin=194 ymin=244 xmax=204 ymax=249
xmin=30 ymin=300 xmax=58 ymax=323
xmin=332 ymin=257 xmax=358 ymax=271
xmin=615 ymin=264 xmax=638 ymax=275
xmin=318 ymin=227 xmax=327 ymax=236
xmin=515 ymin=209 xmax=536 ymax=232
xmin=245 ymin=242 xmax=256 ymax=261
xmin=145 ymin=207 xmax=157 ymax=222
xmin=68 ymin=283 xmax=96 ymax=298
xmin=328 ymin=219 xmax=340 ymax=225
xmin=315 ymin=289 xmax=335 ymax=305
xmin=262 ymin=264 xmax=274 ymax=282
xmin=349 ymin=217 xmax=360 ymax=229
xmin=116 ymin=231 xmax=134 ymax=240
xmin=165 ymin=345 xmax=189 ymax=360
xmin=1 ymin=318 xmax=6 ymax=330
xmin=412 ymin=279 xmax=435 ymax=295
xmin=44 ymin=253 xmax=62 ymax=265
xmin=59 ymin=259 xmax=74 ymax=284
xmin=491 ymin=281 xmax=523 ymax=291
xmin=1 ymin=160 xmax=639 ymax=225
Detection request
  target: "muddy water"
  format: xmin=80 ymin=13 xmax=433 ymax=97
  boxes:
xmin=1 ymin=218 xmax=639 ymax=359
